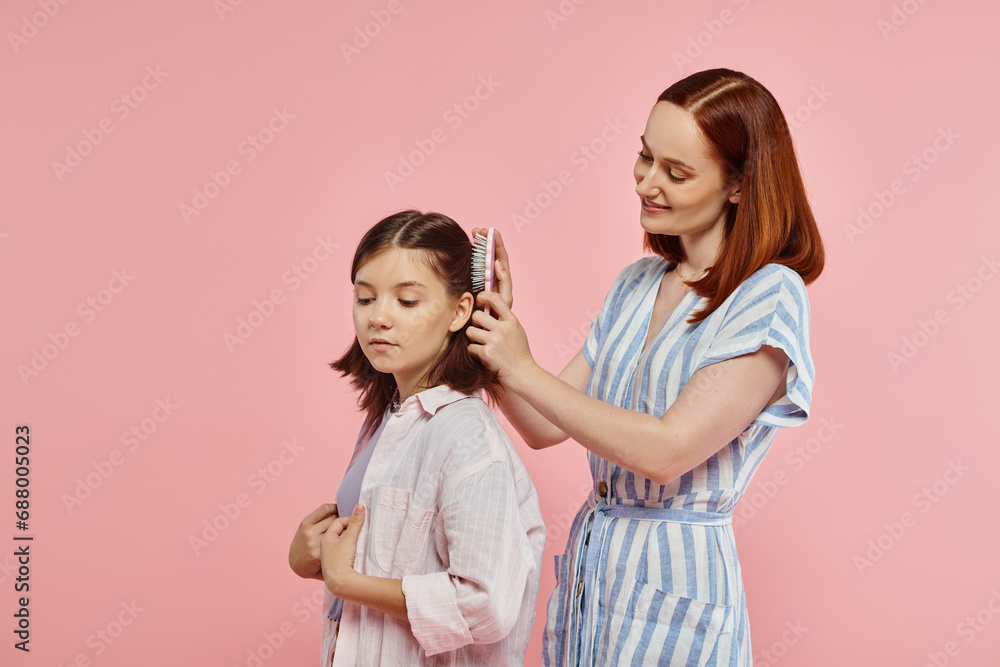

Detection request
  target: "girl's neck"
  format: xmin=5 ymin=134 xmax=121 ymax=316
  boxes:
xmin=395 ymin=378 xmax=430 ymax=406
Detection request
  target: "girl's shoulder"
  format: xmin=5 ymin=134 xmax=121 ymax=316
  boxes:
xmin=428 ymin=394 xmax=525 ymax=472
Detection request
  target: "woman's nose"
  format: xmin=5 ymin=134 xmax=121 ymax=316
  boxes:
xmin=635 ymin=163 xmax=659 ymax=197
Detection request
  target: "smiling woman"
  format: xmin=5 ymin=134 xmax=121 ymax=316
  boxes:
xmin=466 ymin=68 xmax=825 ymax=666
xmin=287 ymin=210 xmax=545 ymax=666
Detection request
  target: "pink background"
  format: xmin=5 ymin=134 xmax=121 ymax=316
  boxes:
xmin=3 ymin=1 xmax=998 ymax=665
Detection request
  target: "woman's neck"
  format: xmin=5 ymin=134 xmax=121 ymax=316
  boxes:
xmin=677 ymin=224 xmax=723 ymax=274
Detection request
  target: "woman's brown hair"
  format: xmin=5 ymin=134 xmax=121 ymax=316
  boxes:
xmin=645 ymin=68 xmax=825 ymax=324
xmin=330 ymin=210 xmax=501 ymax=427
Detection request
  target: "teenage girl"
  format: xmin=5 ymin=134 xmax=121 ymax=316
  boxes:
xmin=289 ymin=210 xmax=546 ymax=666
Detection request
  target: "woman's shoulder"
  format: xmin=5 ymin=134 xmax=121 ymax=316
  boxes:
xmin=709 ymin=263 xmax=811 ymax=327
xmin=734 ymin=262 xmax=809 ymax=300
xmin=599 ymin=256 xmax=669 ymax=301
xmin=617 ymin=255 xmax=669 ymax=282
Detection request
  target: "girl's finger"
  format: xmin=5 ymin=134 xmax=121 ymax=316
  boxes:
xmin=313 ymin=515 xmax=340 ymax=534
xmin=306 ymin=503 xmax=338 ymax=524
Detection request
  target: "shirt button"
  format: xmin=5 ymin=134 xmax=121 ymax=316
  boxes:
xmin=597 ymin=481 xmax=608 ymax=498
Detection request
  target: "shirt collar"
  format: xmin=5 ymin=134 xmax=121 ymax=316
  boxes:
xmin=398 ymin=385 xmax=475 ymax=417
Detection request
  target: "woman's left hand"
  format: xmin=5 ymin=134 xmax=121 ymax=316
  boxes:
xmin=320 ymin=504 xmax=365 ymax=596
xmin=467 ymin=291 xmax=537 ymax=392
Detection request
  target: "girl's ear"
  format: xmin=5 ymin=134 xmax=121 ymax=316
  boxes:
xmin=448 ymin=292 xmax=475 ymax=333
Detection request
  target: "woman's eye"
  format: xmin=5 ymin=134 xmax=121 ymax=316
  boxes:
xmin=668 ymin=171 xmax=687 ymax=183
xmin=637 ymin=150 xmax=653 ymax=163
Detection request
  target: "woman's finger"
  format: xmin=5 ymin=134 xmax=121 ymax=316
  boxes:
xmin=465 ymin=318 xmax=490 ymax=341
xmin=479 ymin=289 xmax=515 ymax=322
xmin=491 ymin=231 xmax=514 ymax=308
xmin=473 ymin=293 xmax=500 ymax=321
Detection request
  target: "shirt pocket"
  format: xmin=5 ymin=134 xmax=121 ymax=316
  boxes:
xmin=372 ymin=485 xmax=436 ymax=577
xmin=608 ymin=578 xmax=732 ymax=666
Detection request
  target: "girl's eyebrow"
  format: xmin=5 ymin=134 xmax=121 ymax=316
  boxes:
xmin=640 ymin=136 xmax=696 ymax=171
xmin=355 ymin=280 xmax=427 ymax=289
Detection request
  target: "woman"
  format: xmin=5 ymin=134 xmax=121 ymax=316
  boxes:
xmin=467 ymin=69 xmax=824 ymax=665
xmin=288 ymin=210 xmax=546 ymax=666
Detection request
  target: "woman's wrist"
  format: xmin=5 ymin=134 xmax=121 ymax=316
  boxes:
xmin=503 ymin=356 xmax=544 ymax=397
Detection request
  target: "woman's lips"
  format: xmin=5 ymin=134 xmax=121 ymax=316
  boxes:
xmin=641 ymin=197 xmax=672 ymax=213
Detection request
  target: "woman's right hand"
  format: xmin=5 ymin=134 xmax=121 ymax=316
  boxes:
xmin=288 ymin=503 xmax=339 ymax=580
xmin=471 ymin=227 xmax=513 ymax=310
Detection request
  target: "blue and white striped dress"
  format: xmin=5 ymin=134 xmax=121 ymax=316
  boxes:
xmin=543 ymin=256 xmax=814 ymax=666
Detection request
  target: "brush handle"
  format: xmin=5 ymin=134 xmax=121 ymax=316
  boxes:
xmin=484 ymin=228 xmax=495 ymax=317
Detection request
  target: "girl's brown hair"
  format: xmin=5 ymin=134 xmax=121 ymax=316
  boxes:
xmin=330 ymin=210 xmax=501 ymax=427
xmin=645 ymin=68 xmax=825 ymax=324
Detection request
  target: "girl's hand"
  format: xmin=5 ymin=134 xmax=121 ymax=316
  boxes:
xmin=470 ymin=228 xmax=513 ymax=310
xmin=321 ymin=504 xmax=365 ymax=596
xmin=288 ymin=503 xmax=338 ymax=580
xmin=467 ymin=292 xmax=537 ymax=393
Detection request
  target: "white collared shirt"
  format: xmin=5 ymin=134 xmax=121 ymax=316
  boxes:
xmin=322 ymin=385 xmax=546 ymax=666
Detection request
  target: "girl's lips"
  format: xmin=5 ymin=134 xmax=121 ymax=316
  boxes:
xmin=370 ymin=339 xmax=396 ymax=351
xmin=641 ymin=197 xmax=672 ymax=213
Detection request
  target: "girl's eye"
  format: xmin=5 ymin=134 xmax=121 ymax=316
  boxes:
xmin=398 ymin=300 xmax=418 ymax=308
xmin=355 ymin=297 xmax=374 ymax=305
xmin=637 ymin=150 xmax=653 ymax=163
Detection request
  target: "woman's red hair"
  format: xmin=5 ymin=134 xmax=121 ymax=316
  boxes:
xmin=645 ymin=68 xmax=825 ymax=324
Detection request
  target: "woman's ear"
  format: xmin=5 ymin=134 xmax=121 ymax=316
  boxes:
xmin=727 ymin=177 xmax=742 ymax=205
xmin=448 ymin=292 xmax=475 ymax=332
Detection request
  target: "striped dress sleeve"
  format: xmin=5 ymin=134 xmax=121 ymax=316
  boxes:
xmin=693 ymin=264 xmax=815 ymax=428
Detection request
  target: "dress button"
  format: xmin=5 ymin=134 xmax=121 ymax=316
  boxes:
xmin=597 ymin=481 xmax=608 ymax=498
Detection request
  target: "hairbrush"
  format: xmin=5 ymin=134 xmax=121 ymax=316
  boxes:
xmin=471 ymin=228 xmax=495 ymax=317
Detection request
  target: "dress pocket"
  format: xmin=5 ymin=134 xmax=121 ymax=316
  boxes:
xmin=371 ymin=485 xmax=435 ymax=577
xmin=609 ymin=579 xmax=732 ymax=667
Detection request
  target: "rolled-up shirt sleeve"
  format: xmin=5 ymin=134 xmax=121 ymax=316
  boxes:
xmin=401 ymin=461 xmax=535 ymax=656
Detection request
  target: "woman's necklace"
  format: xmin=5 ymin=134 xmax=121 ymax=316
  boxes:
xmin=675 ymin=263 xmax=708 ymax=286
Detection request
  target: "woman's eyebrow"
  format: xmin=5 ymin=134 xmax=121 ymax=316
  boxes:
xmin=640 ymin=136 xmax=696 ymax=171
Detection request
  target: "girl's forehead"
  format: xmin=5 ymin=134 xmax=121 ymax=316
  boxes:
xmin=355 ymin=247 xmax=440 ymax=285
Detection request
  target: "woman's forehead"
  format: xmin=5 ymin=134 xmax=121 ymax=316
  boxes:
xmin=643 ymin=101 xmax=714 ymax=163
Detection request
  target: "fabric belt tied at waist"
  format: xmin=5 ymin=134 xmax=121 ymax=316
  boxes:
xmin=594 ymin=499 xmax=733 ymax=526
xmin=571 ymin=496 xmax=732 ymax=664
